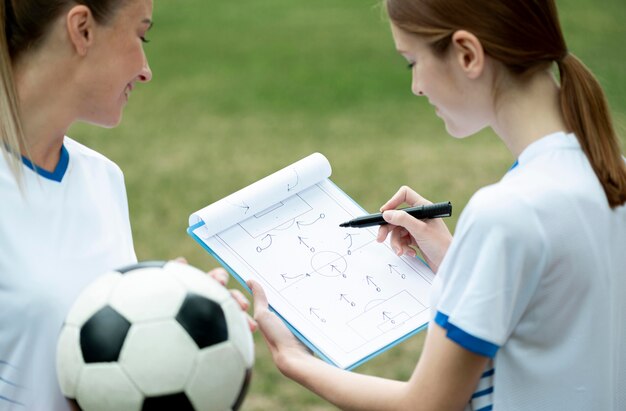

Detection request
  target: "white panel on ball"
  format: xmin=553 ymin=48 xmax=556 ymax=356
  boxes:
xmin=165 ymin=261 xmax=231 ymax=304
xmin=76 ymin=364 xmax=143 ymax=411
xmin=109 ymin=268 xmax=186 ymax=322
xmin=64 ymin=272 xmax=122 ymax=326
xmin=186 ymin=343 xmax=247 ymax=411
xmin=221 ymin=298 xmax=255 ymax=367
xmin=55 ymin=325 xmax=84 ymax=398
xmin=120 ymin=320 xmax=197 ymax=396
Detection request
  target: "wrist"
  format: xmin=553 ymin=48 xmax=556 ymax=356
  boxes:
xmin=275 ymin=348 xmax=315 ymax=381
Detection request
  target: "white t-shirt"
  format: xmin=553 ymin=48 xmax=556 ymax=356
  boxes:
xmin=0 ymin=137 xmax=137 ymax=410
xmin=432 ymin=132 xmax=626 ymax=410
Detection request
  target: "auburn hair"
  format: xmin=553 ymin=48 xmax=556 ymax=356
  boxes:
xmin=385 ymin=0 xmax=626 ymax=208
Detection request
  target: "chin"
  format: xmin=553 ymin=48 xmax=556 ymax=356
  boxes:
xmin=444 ymin=125 xmax=472 ymax=139
xmin=444 ymin=121 xmax=485 ymax=139
xmin=88 ymin=113 xmax=124 ymax=129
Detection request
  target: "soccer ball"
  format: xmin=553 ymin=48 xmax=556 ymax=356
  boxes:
xmin=56 ymin=260 xmax=254 ymax=411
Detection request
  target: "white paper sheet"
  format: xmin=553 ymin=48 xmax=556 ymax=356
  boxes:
xmin=189 ymin=153 xmax=433 ymax=369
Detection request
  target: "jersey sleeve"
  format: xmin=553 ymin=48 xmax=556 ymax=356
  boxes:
xmin=434 ymin=185 xmax=549 ymax=357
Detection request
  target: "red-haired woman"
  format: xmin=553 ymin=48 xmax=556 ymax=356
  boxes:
xmin=249 ymin=1 xmax=626 ymax=410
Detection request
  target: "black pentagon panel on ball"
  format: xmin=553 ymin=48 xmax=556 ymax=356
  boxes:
xmin=175 ymin=292 xmax=228 ymax=349
xmin=116 ymin=260 xmax=167 ymax=274
xmin=80 ymin=305 xmax=131 ymax=363
xmin=142 ymin=392 xmax=195 ymax=411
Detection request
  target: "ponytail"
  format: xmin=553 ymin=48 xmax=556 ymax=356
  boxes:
xmin=0 ymin=0 xmax=26 ymax=185
xmin=558 ymin=53 xmax=626 ymax=208
xmin=385 ymin=0 xmax=626 ymax=208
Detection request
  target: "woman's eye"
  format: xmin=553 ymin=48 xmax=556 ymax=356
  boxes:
xmin=140 ymin=37 xmax=150 ymax=44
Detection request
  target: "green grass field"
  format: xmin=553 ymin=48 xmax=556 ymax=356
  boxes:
xmin=70 ymin=0 xmax=625 ymax=409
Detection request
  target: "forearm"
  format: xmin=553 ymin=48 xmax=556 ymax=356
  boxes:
xmin=276 ymin=325 xmax=487 ymax=411
xmin=249 ymin=280 xmax=484 ymax=410
xmin=282 ymin=353 xmax=409 ymax=411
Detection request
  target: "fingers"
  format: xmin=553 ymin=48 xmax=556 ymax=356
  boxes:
xmin=246 ymin=280 xmax=314 ymax=369
xmin=383 ymin=208 xmax=428 ymax=235
xmin=247 ymin=279 xmax=281 ymax=349
xmin=389 ymin=226 xmax=417 ymax=257
xmin=380 ymin=186 xmax=431 ymax=212
xmin=207 ymin=267 xmax=229 ymax=286
xmin=376 ymin=224 xmax=393 ymax=243
xmin=247 ymin=279 xmax=269 ymax=316
xmin=378 ymin=186 xmax=431 ymax=244
xmin=383 ymin=209 xmax=427 ymax=255
xmin=230 ymin=288 xmax=249 ymax=311
xmin=246 ymin=314 xmax=258 ymax=332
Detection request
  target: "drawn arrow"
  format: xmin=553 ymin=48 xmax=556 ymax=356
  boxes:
xmin=227 ymin=198 xmax=251 ymax=214
xmin=287 ymin=169 xmax=300 ymax=192
xmin=330 ymin=264 xmax=346 ymax=278
xmin=309 ymin=307 xmax=326 ymax=323
xmin=344 ymin=233 xmax=354 ymax=249
xmin=339 ymin=294 xmax=356 ymax=307
xmin=388 ymin=264 xmax=406 ymax=279
xmin=235 ymin=201 xmax=250 ymax=214
xmin=255 ymin=234 xmax=275 ymax=253
xmin=297 ymin=236 xmax=315 ymax=252
xmin=382 ymin=311 xmax=396 ymax=324
xmin=296 ymin=213 xmax=325 ymax=229
xmin=366 ymin=276 xmax=381 ymax=292
xmin=281 ymin=273 xmax=310 ymax=282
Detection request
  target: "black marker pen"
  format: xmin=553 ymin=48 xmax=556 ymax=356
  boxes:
xmin=339 ymin=201 xmax=452 ymax=228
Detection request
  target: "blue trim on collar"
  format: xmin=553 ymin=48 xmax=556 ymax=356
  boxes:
xmin=22 ymin=144 xmax=69 ymax=182
xmin=509 ymin=160 xmax=519 ymax=171
xmin=434 ymin=311 xmax=499 ymax=358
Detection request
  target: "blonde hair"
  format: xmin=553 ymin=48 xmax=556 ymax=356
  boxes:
xmin=1 ymin=0 xmax=124 ymax=184
xmin=0 ymin=0 xmax=25 ymax=184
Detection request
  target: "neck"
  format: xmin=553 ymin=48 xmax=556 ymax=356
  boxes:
xmin=491 ymin=68 xmax=568 ymax=158
xmin=13 ymin=48 xmax=76 ymax=172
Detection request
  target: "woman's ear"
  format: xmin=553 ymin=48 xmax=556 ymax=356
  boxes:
xmin=450 ymin=30 xmax=485 ymax=80
xmin=66 ymin=5 xmax=94 ymax=56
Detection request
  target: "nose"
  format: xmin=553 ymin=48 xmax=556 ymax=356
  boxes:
xmin=411 ymin=82 xmax=424 ymax=96
xmin=411 ymin=73 xmax=424 ymax=96
xmin=137 ymin=61 xmax=152 ymax=83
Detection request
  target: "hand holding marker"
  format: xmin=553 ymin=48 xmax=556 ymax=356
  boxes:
xmin=339 ymin=202 xmax=452 ymax=228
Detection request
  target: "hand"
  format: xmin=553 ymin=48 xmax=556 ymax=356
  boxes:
xmin=248 ymin=279 xmax=312 ymax=376
xmin=174 ymin=257 xmax=257 ymax=331
xmin=376 ymin=186 xmax=452 ymax=273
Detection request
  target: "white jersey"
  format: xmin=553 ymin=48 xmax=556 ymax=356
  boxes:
xmin=0 ymin=137 xmax=136 ymax=410
xmin=432 ymin=132 xmax=626 ymax=410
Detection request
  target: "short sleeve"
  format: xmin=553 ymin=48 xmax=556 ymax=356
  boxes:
xmin=434 ymin=185 xmax=549 ymax=357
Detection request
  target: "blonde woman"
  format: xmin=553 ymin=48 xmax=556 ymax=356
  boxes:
xmin=0 ymin=1 xmax=249 ymax=409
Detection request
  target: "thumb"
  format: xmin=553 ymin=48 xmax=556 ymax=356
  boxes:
xmin=247 ymin=280 xmax=269 ymax=316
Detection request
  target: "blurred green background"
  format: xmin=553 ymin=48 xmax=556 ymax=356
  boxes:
xmin=70 ymin=0 xmax=625 ymax=409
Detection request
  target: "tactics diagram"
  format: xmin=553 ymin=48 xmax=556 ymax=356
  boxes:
xmin=211 ymin=180 xmax=434 ymax=355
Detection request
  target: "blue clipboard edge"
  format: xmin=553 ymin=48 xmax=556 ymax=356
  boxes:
xmin=187 ymin=221 xmax=337 ymax=367
xmin=187 ymin=214 xmax=429 ymax=370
